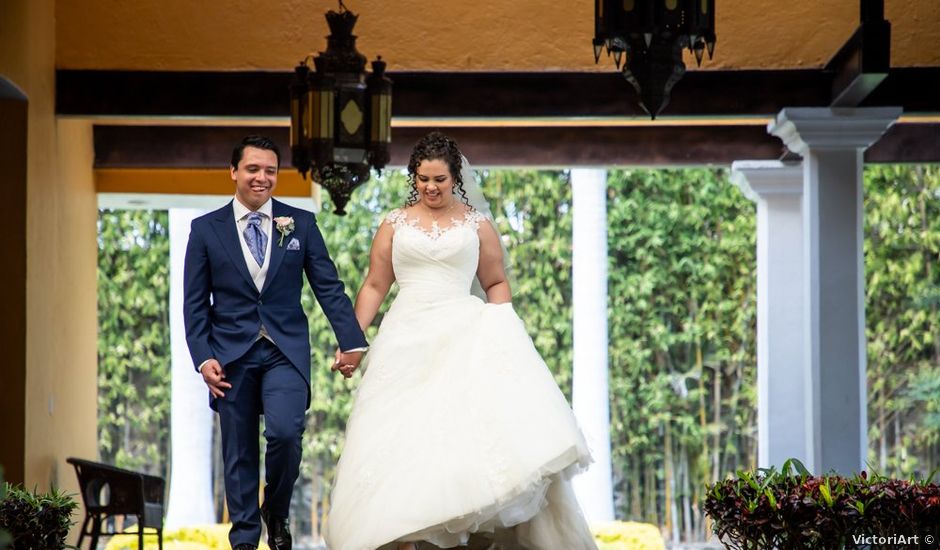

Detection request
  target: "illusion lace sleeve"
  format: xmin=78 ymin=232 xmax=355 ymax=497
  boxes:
xmin=384 ymin=208 xmax=407 ymax=229
xmin=465 ymin=209 xmax=488 ymax=231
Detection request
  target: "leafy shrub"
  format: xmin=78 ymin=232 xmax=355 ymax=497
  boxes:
xmin=0 ymin=483 xmax=77 ymax=550
xmin=704 ymin=459 xmax=940 ymax=549
xmin=104 ymin=524 xmax=270 ymax=550
xmin=591 ymin=520 xmax=666 ymax=550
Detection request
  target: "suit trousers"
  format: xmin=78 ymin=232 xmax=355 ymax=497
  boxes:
xmin=217 ymin=338 xmax=307 ymax=547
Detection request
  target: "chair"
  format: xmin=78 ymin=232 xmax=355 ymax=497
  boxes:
xmin=67 ymin=457 xmax=165 ymax=550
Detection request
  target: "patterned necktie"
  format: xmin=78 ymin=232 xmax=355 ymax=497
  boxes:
xmin=244 ymin=212 xmax=267 ymax=266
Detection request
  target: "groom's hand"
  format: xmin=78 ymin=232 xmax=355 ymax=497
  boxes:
xmin=200 ymin=359 xmax=232 ymax=398
xmin=332 ymin=349 xmax=363 ymax=379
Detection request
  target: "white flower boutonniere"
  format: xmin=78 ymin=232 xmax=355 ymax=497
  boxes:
xmin=273 ymin=216 xmax=295 ymax=247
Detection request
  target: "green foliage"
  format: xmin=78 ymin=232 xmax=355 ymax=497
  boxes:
xmin=97 ymin=210 xmax=171 ymax=479
xmin=606 ymin=168 xmax=758 ymax=533
xmin=704 ymin=459 xmax=940 ymax=550
xmin=864 ymin=165 xmax=940 ymax=478
xmin=0 ymin=484 xmax=77 ymax=550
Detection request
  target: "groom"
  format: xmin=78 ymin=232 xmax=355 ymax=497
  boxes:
xmin=184 ymin=135 xmax=367 ymax=550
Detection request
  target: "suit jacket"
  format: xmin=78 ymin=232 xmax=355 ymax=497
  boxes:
xmin=183 ymin=198 xmax=366 ymax=405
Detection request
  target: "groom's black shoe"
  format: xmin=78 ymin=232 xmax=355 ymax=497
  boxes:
xmin=233 ymin=545 xmax=256 ymax=550
xmin=261 ymin=505 xmax=292 ymax=550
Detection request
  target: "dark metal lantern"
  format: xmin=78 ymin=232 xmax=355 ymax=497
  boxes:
xmin=290 ymin=1 xmax=392 ymax=215
xmin=594 ymin=0 xmax=716 ymax=118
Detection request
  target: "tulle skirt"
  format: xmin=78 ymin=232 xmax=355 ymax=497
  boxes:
xmin=325 ymin=293 xmax=597 ymax=550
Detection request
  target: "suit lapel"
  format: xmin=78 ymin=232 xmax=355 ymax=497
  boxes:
xmin=210 ymin=201 xmax=257 ymax=291
xmin=261 ymin=199 xmax=289 ymax=295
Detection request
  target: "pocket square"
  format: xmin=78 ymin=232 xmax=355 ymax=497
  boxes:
xmin=287 ymin=237 xmax=301 ymax=251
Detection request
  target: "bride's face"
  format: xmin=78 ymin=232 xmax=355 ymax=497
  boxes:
xmin=415 ymin=159 xmax=456 ymax=209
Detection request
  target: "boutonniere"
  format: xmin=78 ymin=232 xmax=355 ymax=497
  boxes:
xmin=273 ymin=216 xmax=295 ymax=246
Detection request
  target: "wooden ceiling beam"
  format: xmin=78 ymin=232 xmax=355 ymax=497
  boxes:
xmin=58 ymin=67 xmax=940 ymax=167
xmin=91 ymin=122 xmax=940 ymax=168
xmin=57 ymin=68 xmax=940 ymax=119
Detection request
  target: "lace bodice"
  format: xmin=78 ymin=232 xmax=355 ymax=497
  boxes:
xmin=385 ymin=207 xmax=487 ymax=300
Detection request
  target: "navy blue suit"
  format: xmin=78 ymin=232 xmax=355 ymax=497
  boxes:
xmin=183 ymin=198 xmax=366 ymax=546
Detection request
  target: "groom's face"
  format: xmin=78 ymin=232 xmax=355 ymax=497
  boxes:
xmin=232 ymin=146 xmax=279 ymax=210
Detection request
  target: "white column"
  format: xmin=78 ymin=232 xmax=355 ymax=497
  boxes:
xmin=570 ymin=168 xmax=614 ymax=522
xmin=731 ymin=161 xmax=806 ymax=469
xmin=165 ymin=208 xmax=215 ymax=528
xmin=768 ymin=107 xmax=900 ymax=474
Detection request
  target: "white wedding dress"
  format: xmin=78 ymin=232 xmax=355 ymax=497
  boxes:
xmin=325 ymin=208 xmax=597 ymax=550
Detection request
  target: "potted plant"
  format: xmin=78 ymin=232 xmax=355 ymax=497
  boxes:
xmin=0 ymin=482 xmax=77 ymax=550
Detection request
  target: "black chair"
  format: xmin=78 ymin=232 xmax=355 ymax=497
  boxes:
xmin=67 ymin=457 xmax=165 ymax=550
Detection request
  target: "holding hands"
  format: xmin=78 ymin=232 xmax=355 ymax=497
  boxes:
xmin=332 ymin=349 xmax=364 ymax=379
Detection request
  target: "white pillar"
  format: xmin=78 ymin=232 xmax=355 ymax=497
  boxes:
xmin=768 ymin=107 xmax=900 ymax=474
xmin=165 ymin=208 xmax=215 ymax=528
xmin=731 ymin=161 xmax=807 ymax=469
xmin=570 ymin=168 xmax=614 ymax=522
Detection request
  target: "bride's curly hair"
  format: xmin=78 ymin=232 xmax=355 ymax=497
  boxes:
xmin=405 ymin=132 xmax=472 ymax=207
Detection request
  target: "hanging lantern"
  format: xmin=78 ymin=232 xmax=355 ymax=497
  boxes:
xmin=367 ymin=57 xmax=392 ymax=171
xmin=290 ymin=1 xmax=392 ymax=215
xmin=594 ymin=0 xmax=716 ymax=118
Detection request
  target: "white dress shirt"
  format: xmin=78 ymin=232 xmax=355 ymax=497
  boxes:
xmin=232 ymin=196 xmax=273 ymax=292
xmin=232 ymin=197 xmax=276 ymax=347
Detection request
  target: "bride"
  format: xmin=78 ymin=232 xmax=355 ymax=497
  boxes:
xmin=325 ymin=132 xmax=598 ymax=550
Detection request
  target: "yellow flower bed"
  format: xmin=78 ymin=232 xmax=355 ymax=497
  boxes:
xmin=591 ymin=521 xmax=666 ymax=550
xmin=103 ymin=520 xmax=661 ymax=550
xmin=103 ymin=524 xmax=270 ymax=550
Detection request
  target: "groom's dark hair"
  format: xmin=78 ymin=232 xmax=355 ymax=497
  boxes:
xmin=232 ymin=135 xmax=281 ymax=169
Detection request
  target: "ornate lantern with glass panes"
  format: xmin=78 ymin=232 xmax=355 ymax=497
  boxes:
xmin=290 ymin=1 xmax=392 ymax=215
xmin=594 ymin=0 xmax=715 ymax=118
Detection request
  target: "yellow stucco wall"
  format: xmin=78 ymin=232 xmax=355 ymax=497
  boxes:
xmin=50 ymin=117 xmax=99 ymax=486
xmin=0 ymin=0 xmax=98 ymax=518
xmin=55 ymin=0 xmax=940 ymax=71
